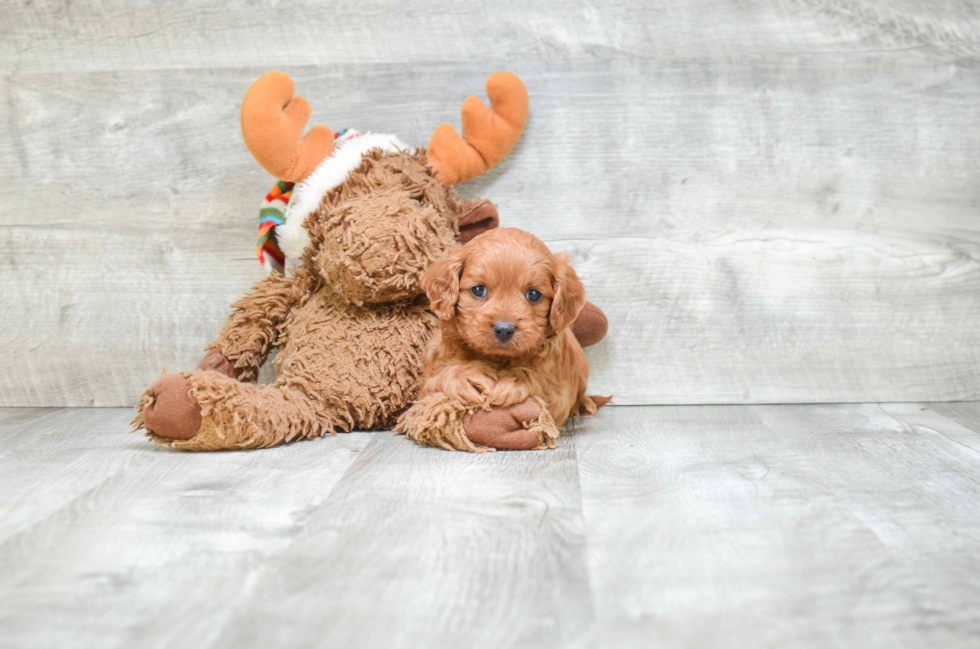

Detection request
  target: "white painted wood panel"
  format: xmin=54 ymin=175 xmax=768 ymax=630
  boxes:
xmin=6 ymin=0 xmax=979 ymax=74
xmin=4 ymin=403 xmax=980 ymax=647
xmin=0 ymin=408 xmax=375 ymax=647
xmin=207 ymin=433 xmax=595 ymax=649
xmin=574 ymin=229 xmax=980 ymax=403
xmin=926 ymin=401 xmax=980 ymax=434
xmin=0 ymin=408 xmax=593 ymax=649
xmin=3 ymin=8 xmax=980 ymax=406
xmin=573 ymin=403 xmax=980 ymax=648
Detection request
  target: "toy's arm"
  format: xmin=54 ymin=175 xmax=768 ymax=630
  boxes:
xmin=203 ymin=270 xmax=316 ymax=382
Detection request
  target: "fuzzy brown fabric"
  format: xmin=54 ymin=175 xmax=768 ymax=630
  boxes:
xmin=571 ymin=301 xmax=609 ymax=349
xmin=133 ymin=150 xmax=483 ymax=450
xmin=457 ymin=203 xmax=499 ymax=242
xmin=131 ymin=149 xmax=607 ymax=451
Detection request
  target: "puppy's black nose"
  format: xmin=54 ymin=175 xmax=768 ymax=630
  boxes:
xmin=493 ymin=322 xmax=517 ymax=342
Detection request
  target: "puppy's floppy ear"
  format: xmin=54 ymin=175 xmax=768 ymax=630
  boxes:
xmin=424 ymin=246 xmax=466 ymax=320
xmin=549 ymin=252 xmax=587 ymax=334
xmin=457 ymin=203 xmax=498 ymax=243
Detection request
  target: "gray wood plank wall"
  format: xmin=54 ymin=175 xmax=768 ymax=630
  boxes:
xmin=2 ymin=1 xmax=979 ymax=407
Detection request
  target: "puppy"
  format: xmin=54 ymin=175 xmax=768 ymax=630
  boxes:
xmin=395 ymin=228 xmax=609 ymax=451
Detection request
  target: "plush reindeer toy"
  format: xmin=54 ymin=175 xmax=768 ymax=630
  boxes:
xmin=132 ymin=71 xmax=607 ymax=451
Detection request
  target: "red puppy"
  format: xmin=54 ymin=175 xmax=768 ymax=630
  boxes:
xmin=396 ymin=228 xmax=609 ymax=451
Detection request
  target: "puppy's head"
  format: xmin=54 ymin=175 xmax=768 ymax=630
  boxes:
xmin=424 ymin=228 xmax=586 ymax=358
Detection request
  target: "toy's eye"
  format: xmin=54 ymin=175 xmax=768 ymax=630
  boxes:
xmin=525 ymin=288 xmax=542 ymax=303
xmin=471 ymin=285 xmax=487 ymax=298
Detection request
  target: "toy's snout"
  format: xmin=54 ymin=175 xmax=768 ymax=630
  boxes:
xmin=314 ymin=188 xmax=458 ymax=305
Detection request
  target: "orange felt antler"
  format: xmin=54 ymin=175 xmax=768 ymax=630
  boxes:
xmin=427 ymin=71 xmax=529 ymax=186
xmin=240 ymin=72 xmax=334 ymax=182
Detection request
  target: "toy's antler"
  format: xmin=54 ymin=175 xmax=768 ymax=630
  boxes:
xmin=427 ymin=72 xmax=529 ymax=186
xmin=240 ymin=72 xmax=334 ymax=182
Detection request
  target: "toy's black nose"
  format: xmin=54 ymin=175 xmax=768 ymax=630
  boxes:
xmin=493 ymin=322 xmax=517 ymax=342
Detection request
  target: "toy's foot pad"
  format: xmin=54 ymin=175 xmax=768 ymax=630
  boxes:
xmin=142 ymin=374 xmax=202 ymax=441
xmin=572 ymin=301 xmax=608 ymax=348
xmin=463 ymin=399 xmax=544 ymax=450
xmin=197 ymin=349 xmax=237 ymax=379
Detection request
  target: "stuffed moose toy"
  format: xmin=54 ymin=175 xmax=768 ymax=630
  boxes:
xmin=132 ymin=71 xmax=607 ymax=451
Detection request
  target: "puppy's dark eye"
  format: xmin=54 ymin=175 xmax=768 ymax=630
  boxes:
xmin=525 ymin=288 xmax=542 ymax=303
xmin=471 ymin=285 xmax=487 ymax=298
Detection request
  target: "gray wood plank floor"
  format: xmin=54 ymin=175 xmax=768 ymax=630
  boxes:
xmin=2 ymin=403 xmax=980 ymax=648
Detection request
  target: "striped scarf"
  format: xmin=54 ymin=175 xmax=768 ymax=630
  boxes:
xmin=257 ymin=180 xmax=293 ymax=274
xmin=257 ymin=129 xmax=357 ymax=274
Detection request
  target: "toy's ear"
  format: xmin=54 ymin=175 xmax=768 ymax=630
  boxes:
xmin=458 ymin=203 xmax=499 ymax=243
xmin=549 ymin=252 xmax=587 ymax=334
xmin=424 ymin=247 xmax=466 ymax=321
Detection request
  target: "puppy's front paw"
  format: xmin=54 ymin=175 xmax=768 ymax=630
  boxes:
xmin=463 ymin=399 xmax=557 ymax=450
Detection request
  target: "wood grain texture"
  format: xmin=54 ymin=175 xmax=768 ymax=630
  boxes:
xmin=925 ymin=401 xmax=980 ymax=435
xmin=5 ymin=0 xmax=979 ymax=74
xmin=0 ymin=408 xmax=375 ymax=648
xmin=3 ymin=4 xmax=980 ymax=406
xmin=573 ymin=403 xmax=980 ymax=648
xmin=576 ymin=229 xmax=980 ymax=403
xmin=208 ymin=433 xmax=595 ymax=649
xmin=4 ymin=403 xmax=980 ymax=647
xmin=0 ymin=408 xmax=593 ymax=649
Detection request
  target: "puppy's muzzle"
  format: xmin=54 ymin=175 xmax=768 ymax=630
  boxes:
xmin=493 ymin=322 xmax=517 ymax=342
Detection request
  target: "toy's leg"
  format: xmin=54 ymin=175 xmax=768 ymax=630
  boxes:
xmin=396 ymin=394 xmax=558 ymax=452
xmin=132 ymin=371 xmax=338 ymax=451
xmin=463 ymin=399 xmax=559 ymax=450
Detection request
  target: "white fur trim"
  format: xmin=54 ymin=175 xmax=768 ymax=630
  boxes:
xmin=277 ymin=132 xmax=410 ymax=263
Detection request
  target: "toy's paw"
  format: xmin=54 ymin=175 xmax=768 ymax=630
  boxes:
xmin=142 ymin=374 xmax=202 ymax=441
xmin=572 ymin=301 xmax=608 ymax=348
xmin=197 ymin=349 xmax=238 ymax=379
xmin=463 ymin=399 xmax=545 ymax=450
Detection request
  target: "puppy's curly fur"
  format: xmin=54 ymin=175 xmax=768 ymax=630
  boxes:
xmin=396 ymin=228 xmax=609 ymax=451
